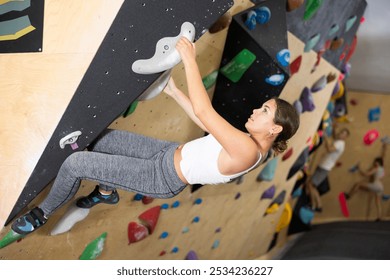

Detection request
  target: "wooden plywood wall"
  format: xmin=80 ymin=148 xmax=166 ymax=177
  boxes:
xmin=0 ymin=0 xmax=124 ymax=228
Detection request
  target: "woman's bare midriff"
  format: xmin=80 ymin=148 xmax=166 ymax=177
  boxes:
xmin=174 ymin=144 xmax=189 ymax=184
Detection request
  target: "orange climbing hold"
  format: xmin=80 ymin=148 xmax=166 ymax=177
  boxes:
xmin=138 ymin=205 xmax=161 ymax=234
xmin=127 ymin=222 xmax=149 ymax=244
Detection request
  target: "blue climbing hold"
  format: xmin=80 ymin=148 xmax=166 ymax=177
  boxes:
xmin=348 ymin=163 xmax=359 ymax=173
xmin=133 ymin=193 xmax=143 ymax=201
xmin=244 ymin=10 xmax=257 ymax=30
xmin=276 ymin=49 xmax=290 ymax=67
xmin=255 ymin=6 xmax=271 ymax=24
xmin=160 ymin=232 xmax=169 ymax=239
xmin=171 ymin=247 xmax=179 ymax=253
xmin=171 ymin=201 xmax=180 ymax=208
xmin=299 ymin=206 xmax=314 ymax=224
xmin=212 ymin=240 xmax=220 ymax=249
xmin=194 ymin=198 xmax=203 ymax=205
xmin=265 ymin=74 xmax=285 ymax=86
xmin=161 ymin=203 xmax=169 ymax=210
xmin=182 ymin=227 xmax=190 ymax=234
xmin=192 ymin=216 xmax=200 ymax=223
xmin=257 ymin=157 xmax=278 ymax=181
xmin=292 ymin=187 xmax=302 ymax=198
xmin=368 ymin=107 xmax=381 ymax=122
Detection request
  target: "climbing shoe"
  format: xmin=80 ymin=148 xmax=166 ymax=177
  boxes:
xmin=11 ymin=207 xmax=47 ymax=235
xmin=76 ymin=185 xmax=119 ymax=209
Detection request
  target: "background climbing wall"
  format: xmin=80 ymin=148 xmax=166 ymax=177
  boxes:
xmin=0 ymin=0 xmax=388 ymax=260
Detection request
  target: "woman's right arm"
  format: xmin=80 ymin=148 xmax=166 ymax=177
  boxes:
xmin=164 ymin=77 xmax=209 ymax=133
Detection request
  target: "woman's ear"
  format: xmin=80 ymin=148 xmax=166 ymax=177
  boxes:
xmin=272 ymin=124 xmax=283 ymax=135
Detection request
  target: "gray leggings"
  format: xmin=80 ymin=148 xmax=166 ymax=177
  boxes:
xmin=39 ymin=129 xmax=186 ymax=216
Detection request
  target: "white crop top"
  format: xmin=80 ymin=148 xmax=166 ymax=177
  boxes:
xmin=179 ymin=134 xmax=264 ymax=185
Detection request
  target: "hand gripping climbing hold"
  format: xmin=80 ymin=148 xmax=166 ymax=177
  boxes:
xmin=132 ymin=22 xmax=195 ymax=74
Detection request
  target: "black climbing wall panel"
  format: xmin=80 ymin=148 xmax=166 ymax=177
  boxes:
xmin=212 ymin=0 xmax=290 ymax=132
xmin=286 ymin=0 xmax=367 ymax=70
xmin=6 ymin=0 xmax=234 ymax=225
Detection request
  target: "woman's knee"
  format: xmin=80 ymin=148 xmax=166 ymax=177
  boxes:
xmin=60 ymin=152 xmax=88 ymax=175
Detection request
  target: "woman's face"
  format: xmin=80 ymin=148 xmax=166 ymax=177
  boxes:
xmin=245 ymin=99 xmax=277 ymax=134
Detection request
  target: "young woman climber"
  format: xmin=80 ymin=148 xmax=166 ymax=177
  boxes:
xmin=11 ymin=37 xmax=300 ymax=236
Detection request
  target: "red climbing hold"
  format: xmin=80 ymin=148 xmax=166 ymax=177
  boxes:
xmin=282 ymin=147 xmax=293 ymax=161
xmin=138 ymin=205 xmax=161 ymax=234
xmin=345 ymin=36 xmax=357 ymax=63
xmin=142 ymin=196 xmax=154 ymax=205
xmin=127 ymin=222 xmax=149 ymax=244
xmin=338 ymin=192 xmax=349 ymax=218
xmin=290 ymin=55 xmax=302 ymax=75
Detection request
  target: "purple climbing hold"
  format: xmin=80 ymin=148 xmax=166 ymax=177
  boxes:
xmin=300 ymin=87 xmax=315 ymax=113
xmin=293 ymin=100 xmax=303 ymax=114
xmin=235 ymin=192 xmax=241 ymax=200
xmin=261 ymin=185 xmax=276 ymax=199
xmin=311 ymin=75 xmax=327 ymax=92
xmin=185 ymin=250 xmax=199 ymax=260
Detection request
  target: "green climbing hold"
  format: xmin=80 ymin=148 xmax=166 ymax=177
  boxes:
xmin=202 ymin=70 xmax=218 ymax=90
xmin=303 ymin=0 xmax=323 ymax=21
xmin=79 ymin=232 xmax=107 ymax=260
xmin=0 ymin=229 xmax=24 ymax=249
xmin=304 ymin=33 xmax=321 ymax=52
xmin=220 ymin=49 xmax=256 ymax=83
xmin=345 ymin=15 xmax=357 ymax=32
xmin=122 ymin=101 xmax=138 ymax=118
xmin=328 ymin=24 xmax=339 ymax=37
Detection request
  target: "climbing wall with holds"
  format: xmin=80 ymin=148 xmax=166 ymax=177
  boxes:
xmin=4 ymin=0 xmax=235 ymax=226
xmin=0 ymin=0 xmax=350 ymax=260
xmin=212 ymin=0 xmax=290 ymax=131
xmin=286 ymin=0 xmax=367 ymax=71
